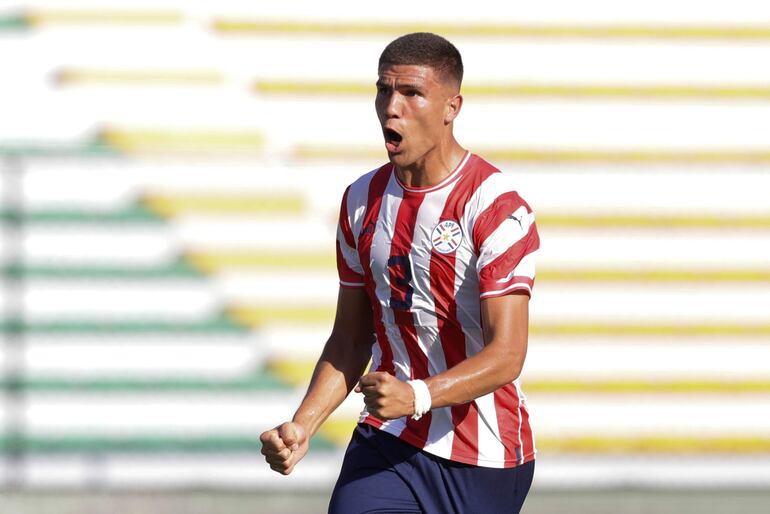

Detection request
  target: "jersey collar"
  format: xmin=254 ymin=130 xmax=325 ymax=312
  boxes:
xmin=394 ymin=151 xmax=471 ymax=194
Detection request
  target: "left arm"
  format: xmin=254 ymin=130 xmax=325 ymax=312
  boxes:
xmin=358 ymin=291 xmax=529 ymax=419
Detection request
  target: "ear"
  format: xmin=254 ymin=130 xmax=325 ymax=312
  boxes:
xmin=444 ymin=94 xmax=463 ymax=125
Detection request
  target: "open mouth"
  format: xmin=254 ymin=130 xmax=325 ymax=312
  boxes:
xmin=383 ymin=127 xmax=403 ymax=153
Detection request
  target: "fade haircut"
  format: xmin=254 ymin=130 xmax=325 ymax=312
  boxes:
xmin=378 ymin=32 xmax=464 ymax=89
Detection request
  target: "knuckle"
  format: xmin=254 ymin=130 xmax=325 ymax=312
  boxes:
xmin=266 ymin=450 xmax=280 ymax=460
xmin=270 ymin=457 xmax=289 ymax=469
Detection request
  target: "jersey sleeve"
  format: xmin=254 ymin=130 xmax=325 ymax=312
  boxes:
xmin=472 ymin=191 xmax=540 ymax=299
xmin=336 ymin=185 xmax=366 ymax=288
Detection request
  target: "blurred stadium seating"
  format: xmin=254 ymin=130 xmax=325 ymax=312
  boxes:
xmin=1 ymin=0 xmax=770 ymax=504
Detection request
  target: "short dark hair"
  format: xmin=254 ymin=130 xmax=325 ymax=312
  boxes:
xmin=378 ymin=32 xmax=463 ymax=89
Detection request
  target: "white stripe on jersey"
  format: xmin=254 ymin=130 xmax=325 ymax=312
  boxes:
xmin=347 ymin=167 xmax=379 ymax=248
xmin=410 ymin=179 xmax=458 ymax=458
xmin=495 ymin=250 xmax=537 ymax=285
xmin=416 ymin=325 xmax=455 ymax=457
xmin=371 ymin=175 xmax=412 ymax=384
xmin=475 ymin=391 xmax=506 ymax=468
xmin=337 ymin=167 xmax=379 ymax=280
xmin=514 ymin=379 xmax=526 ymax=465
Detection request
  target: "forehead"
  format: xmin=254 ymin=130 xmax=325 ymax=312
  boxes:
xmin=377 ymin=64 xmax=440 ymax=85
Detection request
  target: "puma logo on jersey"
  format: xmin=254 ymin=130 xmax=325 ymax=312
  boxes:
xmin=508 ymin=214 xmax=522 ymax=229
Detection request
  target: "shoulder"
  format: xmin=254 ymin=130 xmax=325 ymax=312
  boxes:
xmin=465 ymin=154 xmax=534 ymax=217
xmin=463 ymin=155 xmax=536 ymax=250
xmin=343 ymin=162 xmax=392 ymax=209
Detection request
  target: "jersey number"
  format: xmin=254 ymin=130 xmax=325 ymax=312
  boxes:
xmin=387 ymin=254 xmax=413 ymax=311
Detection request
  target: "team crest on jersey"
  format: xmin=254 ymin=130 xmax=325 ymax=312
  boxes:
xmin=431 ymin=220 xmax=463 ymax=254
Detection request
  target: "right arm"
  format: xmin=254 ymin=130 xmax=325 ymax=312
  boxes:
xmin=259 ymin=285 xmax=374 ymax=475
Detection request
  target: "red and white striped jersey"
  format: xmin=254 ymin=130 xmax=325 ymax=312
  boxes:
xmin=336 ymin=151 xmax=540 ymax=468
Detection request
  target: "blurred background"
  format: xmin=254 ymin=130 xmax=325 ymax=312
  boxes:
xmin=1 ymin=0 xmax=770 ymax=512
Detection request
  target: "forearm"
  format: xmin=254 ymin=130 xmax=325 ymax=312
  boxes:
xmin=259 ymin=287 xmax=374 ymax=476
xmin=292 ymin=335 xmax=372 ymax=437
xmin=421 ymin=294 xmax=530 ymax=409
xmin=424 ymin=340 xmax=525 ymax=409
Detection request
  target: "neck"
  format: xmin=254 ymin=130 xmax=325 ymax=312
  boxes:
xmin=396 ymin=136 xmax=467 ymax=189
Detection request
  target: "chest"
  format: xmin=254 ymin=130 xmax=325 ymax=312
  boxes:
xmin=361 ymin=192 xmax=475 ymax=297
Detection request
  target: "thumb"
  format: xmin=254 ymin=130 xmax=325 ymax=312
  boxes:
xmin=279 ymin=422 xmax=303 ymax=451
xmin=358 ymin=372 xmax=380 ymax=388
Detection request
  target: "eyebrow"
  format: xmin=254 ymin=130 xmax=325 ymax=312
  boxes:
xmin=375 ymin=80 xmax=423 ymax=91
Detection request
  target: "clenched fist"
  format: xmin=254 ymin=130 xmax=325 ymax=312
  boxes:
xmin=355 ymin=372 xmax=416 ymax=420
xmin=259 ymin=421 xmax=308 ymax=475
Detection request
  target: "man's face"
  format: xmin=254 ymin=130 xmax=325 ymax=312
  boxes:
xmin=375 ymin=64 xmax=457 ymax=168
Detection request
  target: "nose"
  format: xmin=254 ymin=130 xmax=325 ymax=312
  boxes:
xmin=384 ymin=91 xmax=401 ymax=118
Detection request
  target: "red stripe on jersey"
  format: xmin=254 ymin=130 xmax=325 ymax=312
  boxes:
xmin=519 ymin=396 xmax=535 ymax=465
xmin=478 ymin=222 xmax=540 ymax=295
xmin=471 ymin=191 xmax=531 ymax=253
xmin=429 ymin=155 xmax=498 ymax=464
xmin=389 ymin=190 xmax=432 ymax=446
xmin=493 ymin=383 xmax=522 ymax=467
xmin=338 ymin=185 xmax=357 ymax=249
xmin=357 ymin=165 xmax=396 ymax=378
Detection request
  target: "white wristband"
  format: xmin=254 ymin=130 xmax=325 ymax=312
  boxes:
xmin=407 ymin=379 xmax=432 ymax=421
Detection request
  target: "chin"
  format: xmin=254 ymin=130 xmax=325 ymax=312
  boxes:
xmin=387 ymin=151 xmax=411 ymax=168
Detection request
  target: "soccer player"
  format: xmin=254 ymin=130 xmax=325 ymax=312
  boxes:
xmin=260 ymin=32 xmax=540 ymax=514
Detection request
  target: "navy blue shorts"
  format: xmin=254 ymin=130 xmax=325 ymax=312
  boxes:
xmin=328 ymin=423 xmax=534 ymax=514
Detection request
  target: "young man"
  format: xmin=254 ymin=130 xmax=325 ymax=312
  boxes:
xmin=260 ymin=32 xmax=540 ymax=514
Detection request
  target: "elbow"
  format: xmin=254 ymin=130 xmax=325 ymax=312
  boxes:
xmin=500 ymin=362 xmax=523 ymax=385
xmin=494 ymin=346 xmax=527 ymax=386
